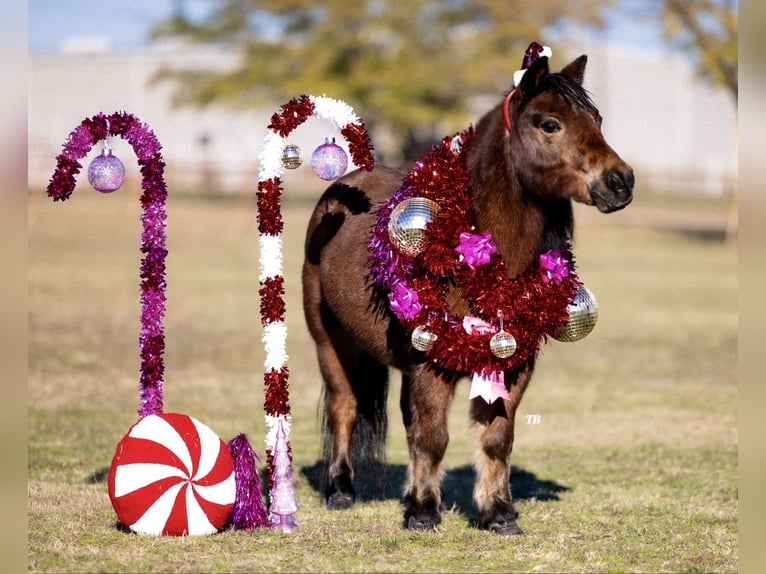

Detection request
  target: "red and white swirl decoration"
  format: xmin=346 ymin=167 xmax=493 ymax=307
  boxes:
xmin=108 ymin=413 xmax=236 ymax=536
xmin=257 ymin=94 xmax=374 ymax=483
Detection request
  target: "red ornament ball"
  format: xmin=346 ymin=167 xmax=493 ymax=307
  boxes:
xmin=108 ymin=413 xmax=236 ymax=536
xmin=87 ymin=147 xmax=126 ymax=192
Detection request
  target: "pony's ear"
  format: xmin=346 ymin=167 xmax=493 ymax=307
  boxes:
xmin=560 ymin=55 xmax=588 ymax=85
xmin=516 ymin=55 xmax=550 ymax=99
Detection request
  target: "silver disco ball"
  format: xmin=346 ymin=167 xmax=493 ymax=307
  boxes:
xmin=553 ymin=284 xmax=598 ymax=342
xmin=387 ymin=197 xmax=440 ymax=257
xmin=489 ymin=330 xmax=517 ymax=358
xmin=411 ymin=325 xmax=438 ymax=352
xmin=280 ymin=143 xmax=303 ymax=169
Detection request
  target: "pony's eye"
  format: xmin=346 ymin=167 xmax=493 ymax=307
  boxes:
xmin=540 ymin=119 xmax=562 ymax=134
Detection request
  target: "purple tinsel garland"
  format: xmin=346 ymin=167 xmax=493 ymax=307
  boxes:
xmin=47 ymin=112 xmax=167 ymax=418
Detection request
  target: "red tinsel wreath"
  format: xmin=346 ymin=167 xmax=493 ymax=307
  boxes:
xmin=368 ymin=129 xmax=579 ymax=377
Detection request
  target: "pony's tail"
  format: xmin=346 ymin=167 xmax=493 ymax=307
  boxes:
xmin=321 ymin=352 xmax=389 ymax=501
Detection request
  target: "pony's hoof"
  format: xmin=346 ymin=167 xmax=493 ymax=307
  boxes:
xmin=490 ymin=520 xmax=524 ymax=536
xmin=327 ymin=492 xmax=354 ymax=510
xmin=406 ymin=516 xmax=439 ymax=531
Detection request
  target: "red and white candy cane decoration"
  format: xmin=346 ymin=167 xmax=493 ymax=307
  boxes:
xmin=257 ymin=95 xmax=374 ymax=486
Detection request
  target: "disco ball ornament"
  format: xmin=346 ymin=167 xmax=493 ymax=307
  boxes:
xmin=280 ymin=143 xmax=303 ymax=169
xmin=311 ymin=137 xmax=348 ymax=180
xmin=553 ymin=283 xmax=598 ymax=342
xmin=489 ymin=330 xmax=517 ymax=359
xmin=387 ymin=197 xmax=441 ymax=257
xmin=88 ymin=147 xmax=126 ymax=193
xmin=411 ymin=325 xmax=438 ymax=352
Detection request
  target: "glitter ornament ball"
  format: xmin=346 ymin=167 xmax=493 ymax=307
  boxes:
xmin=280 ymin=144 xmax=303 ymax=169
xmin=311 ymin=137 xmax=348 ymax=180
xmin=88 ymin=147 xmax=126 ymax=193
xmin=411 ymin=325 xmax=438 ymax=352
xmin=387 ymin=197 xmax=441 ymax=257
xmin=489 ymin=330 xmax=517 ymax=358
xmin=553 ymin=283 xmax=598 ymax=342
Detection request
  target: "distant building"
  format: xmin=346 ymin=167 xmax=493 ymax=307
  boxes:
xmin=29 ymin=38 xmax=736 ymax=196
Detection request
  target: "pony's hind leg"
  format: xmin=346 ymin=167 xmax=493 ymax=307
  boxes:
xmin=309 ymin=305 xmax=389 ymax=509
xmin=318 ymin=336 xmax=359 ymax=510
xmin=470 ymin=364 xmax=533 ymax=535
xmin=312 ymin=328 xmax=389 ymax=510
xmin=400 ymin=365 xmax=458 ymax=530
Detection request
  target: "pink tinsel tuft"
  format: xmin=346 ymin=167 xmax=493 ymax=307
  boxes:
xmin=227 ymin=434 xmax=270 ymax=530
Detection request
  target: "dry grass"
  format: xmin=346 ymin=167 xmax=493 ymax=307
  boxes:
xmin=28 ymin=185 xmax=737 ymax=573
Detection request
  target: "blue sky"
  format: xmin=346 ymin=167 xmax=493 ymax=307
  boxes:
xmin=28 ymin=0 xmax=214 ymax=52
xmin=28 ymin=0 xmax=665 ymax=54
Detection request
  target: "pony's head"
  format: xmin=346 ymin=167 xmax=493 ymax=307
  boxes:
xmin=510 ymin=55 xmax=634 ymax=213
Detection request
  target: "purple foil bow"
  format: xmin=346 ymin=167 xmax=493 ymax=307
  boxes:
xmin=388 ymin=281 xmax=422 ymax=320
xmin=539 ymin=250 xmax=569 ymax=285
xmin=455 ymin=231 xmax=496 ymax=268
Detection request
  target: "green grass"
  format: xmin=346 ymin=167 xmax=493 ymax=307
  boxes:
xmin=28 ymin=186 xmax=737 ymax=572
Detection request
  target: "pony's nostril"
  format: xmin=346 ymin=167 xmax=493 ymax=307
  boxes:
xmin=607 ymin=168 xmax=633 ymax=194
xmin=625 ymin=169 xmax=635 ymax=191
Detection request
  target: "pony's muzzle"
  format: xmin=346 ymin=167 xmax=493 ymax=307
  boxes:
xmin=591 ymin=166 xmax=634 ymax=212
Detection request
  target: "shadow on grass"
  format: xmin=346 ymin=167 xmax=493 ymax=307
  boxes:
xmin=300 ymin=460 xmax=568 ymax=523
xmin=89 ymin=459 xmax=568 ymax=525
xmin=88 ymin=467 xmax=109 ymax=484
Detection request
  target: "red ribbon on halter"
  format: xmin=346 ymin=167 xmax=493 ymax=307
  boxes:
xmin=502 ymin=88 xmax=517 ymax=134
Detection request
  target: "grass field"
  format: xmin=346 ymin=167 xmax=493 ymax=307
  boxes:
xmin=28 ymin=183 xmax=737 ymax=573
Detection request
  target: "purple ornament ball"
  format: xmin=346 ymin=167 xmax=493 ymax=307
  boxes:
xmin=88 ymin=148 xmax=126 ymax=193
xmin=310 ymin=137 xmax=348 ymax=181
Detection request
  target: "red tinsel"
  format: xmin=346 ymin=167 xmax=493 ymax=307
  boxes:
xmin=341 ymin=121 xmax=375 ymax=171
xmin=267 ymin=95 xmax=315 ymax=137
xmin=263 ymin=367 xmax=290 ymax=416
xmin=259 ymin=277 xmax=286 ymax=325
xmin=256 ymin=178 xmax=284 ymax=235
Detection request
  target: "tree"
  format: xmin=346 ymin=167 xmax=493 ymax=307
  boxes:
xmin=659 ymin=0 xmax=738 ymax=243
xmin=151 ymin=0 xmax=611 ymax=161
xmin=661 ymin=0 xmax=738 ymax=100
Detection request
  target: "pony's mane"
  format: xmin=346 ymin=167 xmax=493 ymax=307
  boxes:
xmin=531 ymin=73 xmax=601 ymax=123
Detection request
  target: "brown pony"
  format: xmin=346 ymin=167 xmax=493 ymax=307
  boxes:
xmin=302 ymin=54 xmax=633 ymax=534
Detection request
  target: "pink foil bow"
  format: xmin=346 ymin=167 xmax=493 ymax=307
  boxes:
xmin=388 ymin=281 xmax=422 ymax=320
xmin=455 ymin=232 xmax=497 ymax=268
xmin=539 ymin=250 xmax=569 ymax=285
xmin=469 ymin=371 xmax=510 ymax=403
xmin=462 ymin=315 xmax=497 ymax=336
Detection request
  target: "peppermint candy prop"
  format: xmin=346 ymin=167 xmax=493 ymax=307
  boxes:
xmin=46 ymin=112 xmax=268 ymax=535
xmin=257 ymin=95 xmax=374 ymax=529
xmin=108 ymin=413 xmax=235 ymax=536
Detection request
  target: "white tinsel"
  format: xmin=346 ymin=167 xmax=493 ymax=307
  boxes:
xmin=262 ymin=320 xmax=288 ymax=371
xmin=258 ymin=235 xmax=283 ymax=281
xmin=309 ymin=95 xmax=359 ymax=132
xmin=265 ymin=414 xmax=291 ymax=449
xmin=259 ymin=131 xmax=287 ymax=182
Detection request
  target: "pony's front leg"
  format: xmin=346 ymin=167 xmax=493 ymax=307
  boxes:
xmin=470 ymin=365 xmax=533 ymax=535
xmin=400 ymin=366 xmax=457 ymax=530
